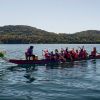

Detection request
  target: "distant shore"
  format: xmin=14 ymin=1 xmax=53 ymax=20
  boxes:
xmin=0 ymin=25 xmax=100 ymax=44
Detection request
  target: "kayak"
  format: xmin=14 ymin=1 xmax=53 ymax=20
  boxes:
xmin=8 ymin=55 xmax=100 ymax=65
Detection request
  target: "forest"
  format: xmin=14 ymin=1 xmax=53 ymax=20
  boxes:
xmin=0 ymin=25 xmax=100 ymax=44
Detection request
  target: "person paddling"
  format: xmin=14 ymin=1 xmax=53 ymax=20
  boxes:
xmin=25 ymin=46 xmax=35 ymax=60
xmin=90 ymin=47 xmax=98 ymax=57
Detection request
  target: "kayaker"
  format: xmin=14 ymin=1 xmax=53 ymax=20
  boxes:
xmin=25 ymin=46 xmax=35 ymax=60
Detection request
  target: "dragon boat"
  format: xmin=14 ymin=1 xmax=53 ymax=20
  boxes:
xmin=8 ymin=55 xmax=100 ymax=66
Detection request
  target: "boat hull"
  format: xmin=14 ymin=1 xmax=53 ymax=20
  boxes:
xmin=9 ymin=55 xmax=100 ymax=65
xmin=9 ymin=59 xmax=59 ymax=65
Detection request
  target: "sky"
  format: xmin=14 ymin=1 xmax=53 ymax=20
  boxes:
xmin=0 ymin=0 xmax=100 ymax=33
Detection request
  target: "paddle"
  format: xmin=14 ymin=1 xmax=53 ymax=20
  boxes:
xmin=0 ymin=52 xmax=4 ymax=58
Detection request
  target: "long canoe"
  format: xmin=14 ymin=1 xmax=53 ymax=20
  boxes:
xmin=8 ymin=55 xmax=100 ymax=65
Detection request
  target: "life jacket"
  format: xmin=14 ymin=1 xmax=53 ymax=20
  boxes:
xmin=44 ymin=52 xmax=50 ymax=59
xmin=54 ymin=53 xmax=59 ymax=59
xmin=43 ymin=50 xmax=49 ymax=58
xmin=79 ymin=49 xmax=84 ymax=58
xmin=71 ymin=50 xmax=76 ymax=59
xmin=64 ymin=52 xmax=70 ymax=59
xmin=49 ymin=53 xmax=55 ymax=60
xmin=91 ymin=50 xmax=96 ymax=57
xmin=74 ymin=52 xmax=79 ymax=59
xmin=82 ymin=50 xmax=87 ymax=58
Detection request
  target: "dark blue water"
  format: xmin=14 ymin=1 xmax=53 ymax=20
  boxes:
xmin=0 ymin=44 xmax=100 ymax=100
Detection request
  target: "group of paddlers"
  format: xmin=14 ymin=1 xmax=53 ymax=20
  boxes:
xmin=25 ymin=46 xmax=99 ymax=61
xmin=43 ymin=46 xmax=98 ymax=61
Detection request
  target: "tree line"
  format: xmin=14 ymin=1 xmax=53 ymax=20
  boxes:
xmin=0 ymin=25 xmax=100 ymax=44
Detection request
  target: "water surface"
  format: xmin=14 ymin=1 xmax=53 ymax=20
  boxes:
xmin=0 ymin=44 xmax=100 ymax=100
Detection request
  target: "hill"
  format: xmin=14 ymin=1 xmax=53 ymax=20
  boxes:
xmin=0 ymin=25 xmax=100 ymax=44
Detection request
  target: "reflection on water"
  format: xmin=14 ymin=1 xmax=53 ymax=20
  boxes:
xmin=0 ymin=59 xmax=100 ymax=100
xmin=5 ymin=59 xmax=99 ymax=83
xmin=7 ymin=65 xmax=37 ymax=83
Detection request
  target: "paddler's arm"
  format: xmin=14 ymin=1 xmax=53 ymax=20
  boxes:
xmin=69 ymin=53 xmax=73 ymax=61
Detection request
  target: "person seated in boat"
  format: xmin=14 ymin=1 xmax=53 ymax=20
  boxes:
xmin=49 ymin=51 xmax=55 ymax=60
xmin=74 ymin=50 xmax=79 ymax=59
xmin=43 ymin=49 xmax=50 ymax=59
xmin=78 ymin=46 xmax=85 ymax=59
xmin=78 ymin=46 xmax=88 ymax=59
xmin=90 ymin=47 xmax=97 ymax=57
xmin=60 ymin=48 xmax=64 ymax=57
xmin=70 ymin=48 xmax=76 ymax=59
xmin=58 ymin=48 xmax=66 ymax=62
xmin=64 ymin=48 xmax=72 ymax=61
xmin=83 ymin=49 xmax=88 ymax=59
xmin=54 ymin=49 xmax=60 ymax=60
xmin=25 ymin=46 xmax=35 ymax=60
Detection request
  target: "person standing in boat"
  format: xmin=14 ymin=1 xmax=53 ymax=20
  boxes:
xmin=25 ymin=46 xmax=35 ymax=60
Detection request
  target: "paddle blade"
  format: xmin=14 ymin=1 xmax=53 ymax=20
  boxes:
xmin=0 ymin=52 xmax=4 ymax=58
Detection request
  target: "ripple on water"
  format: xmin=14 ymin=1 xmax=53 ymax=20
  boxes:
xmin=0 ymin=44 xmax=100 ymax=100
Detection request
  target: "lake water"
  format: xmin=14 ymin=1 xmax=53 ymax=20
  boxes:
xmin=0 ymin=44 xmax=100 ymax=100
